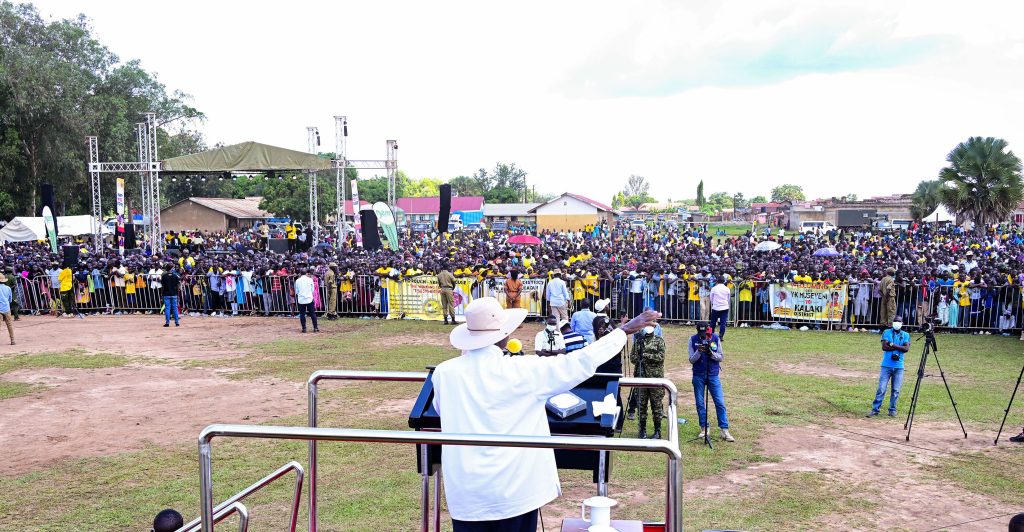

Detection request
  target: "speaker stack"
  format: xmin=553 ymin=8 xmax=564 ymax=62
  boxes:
xmin=438 ymin=184 xmax=452 ymax=233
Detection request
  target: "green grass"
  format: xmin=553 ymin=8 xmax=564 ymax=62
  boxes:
xmin=1 ymin=323 xmax=1022 ymax=530
xmin=0 ymin=349 xmax=132 ymax=400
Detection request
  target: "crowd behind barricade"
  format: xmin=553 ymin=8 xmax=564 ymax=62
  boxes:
xmin=0 ymin=220 xmax=1023 ymax=335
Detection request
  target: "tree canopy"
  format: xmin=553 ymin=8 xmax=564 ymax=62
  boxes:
xmin=771 ymin=184 xmax=806 ymax=202
xmin=620 ymin=174 xmax=655 ymax=209
xmin=0 ymin=2 xmax=205 ymax=219
xmin=910 ymin=179 xmax=943 ymax=221
xmin=938 ymin=137 xmax=1023 ymax=226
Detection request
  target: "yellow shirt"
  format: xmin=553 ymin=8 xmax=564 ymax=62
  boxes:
xmin=687 ymin=276 xmax=700 ymax=301
xmin=739 ymin=280 xmax=754 ymax=302
xmin=286 ymin=225 xmax=297 ymax=239
xmin=124 ymin=273 xmax=136 ymax=295
xmin=954 ymin=281 xmax=970 ymax=307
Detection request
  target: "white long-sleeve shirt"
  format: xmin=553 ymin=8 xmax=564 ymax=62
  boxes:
xmin=294 ymin=275 xmax=315 ymax=305
xmin=431 ymin=328 xmax=627 ymax=521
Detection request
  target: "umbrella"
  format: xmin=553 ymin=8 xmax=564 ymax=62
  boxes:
xmin=754 ymin=241 xmax=781 ymax=252
xmin=813 ymin=247 xmax=841 ymax=257
xmin=507 ymin=234 xmax=542 ymax=245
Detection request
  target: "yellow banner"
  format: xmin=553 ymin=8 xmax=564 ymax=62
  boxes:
xmin=386 ymin=276 xmax=476 ymax=321
xmin=769 ymin=282 xmax=848 ymax=322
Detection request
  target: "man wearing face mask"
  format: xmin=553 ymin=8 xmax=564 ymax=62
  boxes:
xmin=689 ymin=322 xmax=734 ymax=442
xmin=534 ymin=315 xmax=566 ymax=356
xmin=630 ymin=324 xmax=666 ymax=439
xmin=868 ymin=315 xmax=911 ymax=417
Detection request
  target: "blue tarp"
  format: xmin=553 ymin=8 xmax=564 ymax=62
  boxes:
xmin=454 ymin=210 xmax=483 ymax=224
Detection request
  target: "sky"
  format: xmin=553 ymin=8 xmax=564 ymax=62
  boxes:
xmin=31 ymin=0 xmax=1024 ymax=204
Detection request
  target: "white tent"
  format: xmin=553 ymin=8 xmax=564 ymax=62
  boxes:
xmin=0 ymin=215 xmax=110 ymax=243
xmin=924 ymin=205 xmax=955 ymax=224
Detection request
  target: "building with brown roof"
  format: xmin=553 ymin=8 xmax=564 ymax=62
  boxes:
xmin=160 ymin=197 xmax=274 ymax=232
xmin=528 ymin=193 xmax=619 ymax=231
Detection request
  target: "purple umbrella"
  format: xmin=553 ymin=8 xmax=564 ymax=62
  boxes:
xmin=813 ymin=247 xmax=840 ymax=257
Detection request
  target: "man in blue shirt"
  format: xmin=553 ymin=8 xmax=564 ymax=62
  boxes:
xmin=570 ymin=298 xmax=597 ymax=343
xmin=545 ymin=270 xmax=571 ymax=322
xmin=689 ymin=322 xmax=734 ymax=442
xmin=0 ymin=273 xmax=14 ymax=345
xmin=868 ymin=315 xmax=911 ymax=417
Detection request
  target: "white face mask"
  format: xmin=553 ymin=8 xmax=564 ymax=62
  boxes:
xmin=892 ymin=322 xmax=903 ymax=330
xmin=546 ymin=324 xmax=556 ymax=332
xmin=643 ymin=326 xmax=655 ymax=335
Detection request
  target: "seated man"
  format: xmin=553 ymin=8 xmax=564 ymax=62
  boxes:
xmin=534 ymin=315 xmax=566 ymax=356
xmin=559 ymin=320 xmax=586 ymax=353
xmin=152 ymin=509 xmax=184 ymax=532
xmin=431 ymin=297 xmax=659 ymax=531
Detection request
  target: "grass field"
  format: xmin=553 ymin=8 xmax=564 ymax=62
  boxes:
xmin=0 ymin=319 xmax=1022 ymax=531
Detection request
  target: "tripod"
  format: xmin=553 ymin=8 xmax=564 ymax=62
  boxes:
xmin=687 ymin=345 xmax=714 ymax=449
xmin=903 ymin=328 xmax=967 ymax=442
xmin=994 ymin=363 xmax=1024 ymax=445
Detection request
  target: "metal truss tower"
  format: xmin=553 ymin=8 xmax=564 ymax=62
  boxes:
xmin=307 ymin=126 xmax=320 ymax=244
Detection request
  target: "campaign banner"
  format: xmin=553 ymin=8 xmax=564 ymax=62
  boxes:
xmin=769 ymin=282 xmax=848 ymax=322
xmin=373 ymin=201 xmax=400 ymax=251
xmin=386 ymin=276 xmax=476 ymax=321
xmin=41 ymin=206 xmax=58 ymax=253
xmin=483 ymin=277 xmax=548 ymax=315
xmin=116 ymin=178 xmax=125 ymax=256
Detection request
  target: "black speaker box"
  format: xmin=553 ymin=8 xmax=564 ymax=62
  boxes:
xmin=360 ymin=209 xmax=382 ymax=250
xmin=62 ymin=245 xmax=80 ymax=268
xmin=268 ymin=238 xmax=289 ymax=254
xmin=438 ymin=184 xmax=452 ymax=233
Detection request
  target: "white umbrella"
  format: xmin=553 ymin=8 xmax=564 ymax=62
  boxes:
xmin=754 ymin=240 xmax=781 ymax=252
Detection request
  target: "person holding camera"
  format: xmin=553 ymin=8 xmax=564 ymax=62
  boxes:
xmin=630 ymin=324 xmax=666 ymax=439
xmin=534 ymin=315 xmax=566 ymax=356
xmin=689 ymin=322 xmax=734 ymax=442
xmin=868 ymin=314 xmax=911 ymax=417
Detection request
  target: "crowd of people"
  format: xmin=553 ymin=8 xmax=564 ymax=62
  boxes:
xmin=0 ymin=220 xmax=1022 ymax=334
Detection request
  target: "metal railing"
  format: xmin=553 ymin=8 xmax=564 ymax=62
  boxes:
xmin=178 ymin=460 xmax=303 ymax=532
xmin=181 ymin=501 xmax=249 ymax=532
xmin=197 ymin=424 xmax=682 ymax=532
xmin=305 ymin=370 xmax=679 ymax=532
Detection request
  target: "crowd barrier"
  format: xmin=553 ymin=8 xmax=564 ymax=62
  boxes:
xmin=9 ymin=272 xmax=1022 ymax=333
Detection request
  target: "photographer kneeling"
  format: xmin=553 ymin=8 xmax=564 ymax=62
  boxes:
xmin=868 ymin=315 xmax=911 ymax=417
xmin=689 ymin=322 xmax=734 ymax=442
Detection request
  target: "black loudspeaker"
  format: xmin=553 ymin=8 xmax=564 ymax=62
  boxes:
xmin=438 ymin=184 xmax=452 ymax=233
xmin=124 ymin=223 xmax=137 ymax=250
xmin=62 ymin=245 xmax=79 ymax=268
xmin=268 ymin=238 xmax=289 ymax=254
xmin=360 ymin=209 xmax=382 ymax=250
xmin=40 ymin=183 xmax=59 ymax=239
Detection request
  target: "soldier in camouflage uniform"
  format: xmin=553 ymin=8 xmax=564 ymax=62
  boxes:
xmin=879 ymin=267 xmax=897 ymax=328
xmin=630 ymin=325 xmax=666 ymax=439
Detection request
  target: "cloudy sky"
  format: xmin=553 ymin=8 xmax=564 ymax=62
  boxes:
xmin=33 ymin=0 xmax=1024 ymax=204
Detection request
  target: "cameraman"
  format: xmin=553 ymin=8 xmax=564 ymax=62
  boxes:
xmin=688 ymin=322 xmax=734 ymax=442
xmin=534 ymin=315 xmax=566 ymax=356
xmin=867 ymin=315 xmax=911 ymax=417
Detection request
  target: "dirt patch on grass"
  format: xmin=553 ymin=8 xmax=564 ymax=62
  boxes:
xmin=2 ymin=314 xmax=296 ymax=361
xmin=377 ymin=332 xmax=452 ymax=348
xmin=686 ymin=419 xmax=1018 ymax=531
xmin=773 ymin=361 xmax=876 ymax=379
xmin=0 ymin=364 xmax=303 ymax=475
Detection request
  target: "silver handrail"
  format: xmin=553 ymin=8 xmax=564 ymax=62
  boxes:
xmin=307 ymin=370 xmax=429 ymax=532
xmin=179 ymin=461 xmax=303 ymax=532
xmin=198 ymin=424 xmax=681 ymax=532
xmin=181 ymin=501 xmax=248 ymax=532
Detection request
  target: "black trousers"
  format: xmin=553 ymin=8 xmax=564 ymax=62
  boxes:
xmin=452 ymin=509 xmax=538 ymax=532
xmin=299 ymin=302 xmax=318 ymax=331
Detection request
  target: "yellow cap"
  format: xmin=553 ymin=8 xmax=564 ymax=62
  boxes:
xmin=506 ymin=338 xmax=522 ymax=354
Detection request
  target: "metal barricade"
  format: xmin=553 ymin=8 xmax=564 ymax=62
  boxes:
xmin=181 ymin=501 xmax=249 ymax=532
xmin=179 ymin=461 xmax=302 ymax=532
xmin=198 ymin=424 xmax=682 ymax=532
xmin=305 ymin=370 xmax=679 ymax=532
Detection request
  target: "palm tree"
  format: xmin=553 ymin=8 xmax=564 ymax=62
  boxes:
xmin=909 ymin=179 xmax=943 ymax=221
xmin=939 ymin=137 xmax=1023 ymax=226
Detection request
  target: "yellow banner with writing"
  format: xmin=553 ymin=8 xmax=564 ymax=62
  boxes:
xmin=769 ymin=282 xmax=848 ymax=322
xmin=386 ymin=276 xmax=477 ymax=321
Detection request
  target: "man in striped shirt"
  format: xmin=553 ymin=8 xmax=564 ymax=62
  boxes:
xmin=559 ymin=320 xmax=587 ymax=353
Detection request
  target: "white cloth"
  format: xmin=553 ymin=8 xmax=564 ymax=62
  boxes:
xmin=431 ymin=328 xmax=627 ymax=521
xmin=533 ymin=329 xmax=566 ymax=353
xmin=294 ymin=275 xmax=315 ymax=305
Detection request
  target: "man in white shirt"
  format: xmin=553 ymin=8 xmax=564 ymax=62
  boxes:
xmin=709 ymin=275 xmax=731 ymax=339
xmin=293 ymin=268 xmax=318 ymax=333
xmin=431 ymin=297 xmax=659 ymax=531
xmin=545 ymin=270 xmax=571 ymax=321
xmin=533 ymin=315 xmax=566 ymax=355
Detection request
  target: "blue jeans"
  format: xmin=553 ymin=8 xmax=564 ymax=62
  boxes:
xmin=163 ymin=296 xmax=179 ymax=325
xmin=710 ymin=308 xmax=728 ymax=337
xmin=689 ymin=300 xmax=701 ymax=322
xmin=692 ymin=374 xmax=729 ymax=429
xmin=871 ymin=366 xmax=904 ymax=414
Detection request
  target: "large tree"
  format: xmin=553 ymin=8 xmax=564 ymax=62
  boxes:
xmin=696 ymin=180 xmax=706 ymax=209
xmin=0 ymin=3 xmax=204 ymax=218
xmin=621 ymin=174 xmax=655 ymax=209
xmin=751 ymin=195 xmax=767 ymax=204
xmin=939 ymin=137 xmax=1023 ymax=225
xmin=771 ymin=184 xmax=806 ymax=202
xmin=909 ymin=179 xmax=943 ymax=221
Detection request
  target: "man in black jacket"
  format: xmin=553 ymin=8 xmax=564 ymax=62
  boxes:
xmin=160 ymin=264 xmax=181 ymax=327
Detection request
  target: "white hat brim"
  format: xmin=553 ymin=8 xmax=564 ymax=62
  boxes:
xmin=450 ymin=308 xmax=529 ymax=351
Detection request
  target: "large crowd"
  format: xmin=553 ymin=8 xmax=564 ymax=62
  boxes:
xmin=0 ymin=221 xmax=1022 ymax=331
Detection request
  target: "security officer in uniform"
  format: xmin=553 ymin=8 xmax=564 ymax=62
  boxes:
xmin=879 ymin=267 xmax=897 ymax=327
xmin=325 ymin=262 xmax=339 ymax=320
xmin=437 ymin=263 xmax=457 ymax=324
xmin=630 ymin=324 xmax=666 ymax=439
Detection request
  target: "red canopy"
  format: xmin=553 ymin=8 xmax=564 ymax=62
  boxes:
xmin=507 ymin=234 xmax=542 ymax=245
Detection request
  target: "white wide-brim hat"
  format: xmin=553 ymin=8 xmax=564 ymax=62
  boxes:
xmin=594 ymin=298 xmax=611 ymax=312
xmin=450 ymin=297 xmax=528 ymax=351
